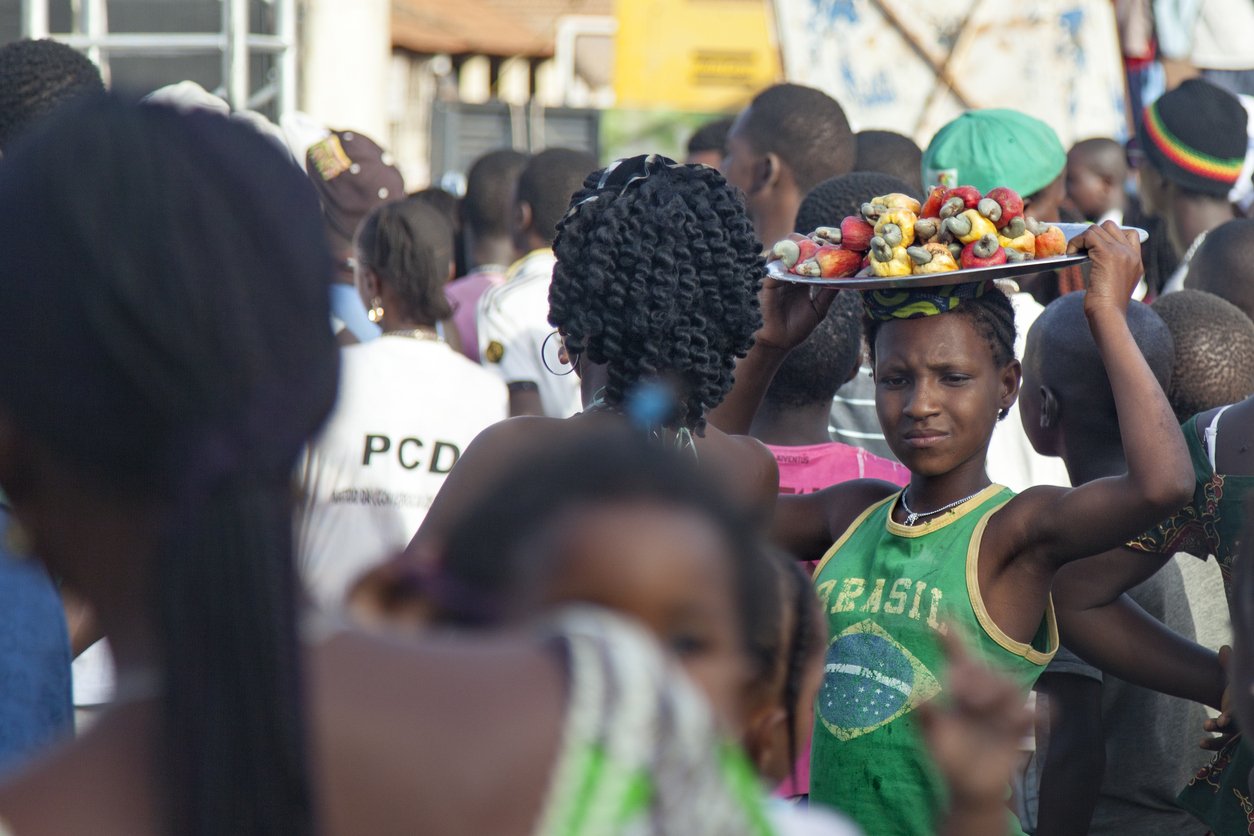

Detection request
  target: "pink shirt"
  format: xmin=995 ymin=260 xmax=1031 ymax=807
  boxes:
xmin=445 ymin=267 xmax=505 ymax=364
xmin=767 ymin=441 xmax=909 ymax=496
xmin=768 ymin=440 xmax=909 ymax=800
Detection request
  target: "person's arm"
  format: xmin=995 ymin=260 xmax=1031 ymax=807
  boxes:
xmin=706 ymin=278 xmax=837 ymax=436
xmin=772 ymin=480 xmax=898 ymax=563
xmin=1034 ymin=672 xmax=1105 ymax=836
xmin=992 ymin=222 xmax=1195 ymax=568
xmin=1057 ymin=593 xmax=1224 ymax=708
xmin=1050 ymin=544 xmax=1225 ymax=707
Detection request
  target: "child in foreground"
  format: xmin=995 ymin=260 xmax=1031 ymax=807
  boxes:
xmin=715 ymin=222 xmax=1194 ymax=835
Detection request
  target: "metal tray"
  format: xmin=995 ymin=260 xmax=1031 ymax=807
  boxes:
xmin=769 ymin=223 xmax=1149 ymax=290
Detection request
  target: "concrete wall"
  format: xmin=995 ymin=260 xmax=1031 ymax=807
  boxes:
xmin=300 ymin=0 xmax=391 ymax=141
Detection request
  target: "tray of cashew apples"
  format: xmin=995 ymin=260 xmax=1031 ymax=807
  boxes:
xmin=765 ymin=185 xmax=1148 ymax=289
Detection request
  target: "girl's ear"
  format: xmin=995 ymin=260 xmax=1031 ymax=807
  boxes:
xmin=357 ymin=266 xmax=382 ymax=301
xmin=999 ymin=359 xmax=1022 ymax=414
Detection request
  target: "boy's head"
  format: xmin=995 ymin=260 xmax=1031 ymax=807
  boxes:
xmin=1185 ymin=219 xmax=1254 ymax=322
xmin=1136 ymin=79 xmax=1247 ymax=254
xmin=794 ymin=171 xmax=914 ymax=235
xmin=1151 ymin=289 xmax=1254 ymax=423
xmin=462 ymin=148 xmax=529 ymax=242
xmin=0 ymin=39 xmax=104 ymax=152
xmin=723 ymin=84 xmax=855 ymax=242
xmin=1066 ymin=138 xmax=1127 ymax=221
xmin=513 ymin=147 xmax=599 ymax=252
xmin=1021 ymin=294 xmax=1173 ymax=458
xmin=922 ymin=109 xmax=1067 ymax=221
xmin=686 ymin=116 xmax=735 ymax=169
xmin=763 ymin=291 xmax=865 ymax=412
xmin=853 ymin=130 xmax=923 ymax=195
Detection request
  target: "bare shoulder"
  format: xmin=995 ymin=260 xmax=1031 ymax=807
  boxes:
xmin=817 ymin=478 xmax=902 ymax=540
xmin=697 ymin=426 xmax=780 ymax=519
xmin=982 ymin=484 xmax=1070 ymax=566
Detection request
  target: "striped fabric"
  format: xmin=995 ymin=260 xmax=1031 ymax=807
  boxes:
xmin=1144 ymin=102 xmax=1245 ymax=186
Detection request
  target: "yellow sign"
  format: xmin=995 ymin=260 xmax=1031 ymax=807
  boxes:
xmin=614 ymin=0 xmax=781 ymax=111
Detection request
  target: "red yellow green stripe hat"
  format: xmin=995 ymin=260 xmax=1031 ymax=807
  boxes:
xmin=1138 ymin=79 xmax=1248 ymax=198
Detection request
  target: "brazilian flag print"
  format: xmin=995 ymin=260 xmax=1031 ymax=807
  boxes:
xmin=818 ymin=619 xmax=941 ymax=742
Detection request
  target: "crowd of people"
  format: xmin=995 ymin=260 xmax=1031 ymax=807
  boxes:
xmin=0 ymin=30 xmax=1252 ymax=836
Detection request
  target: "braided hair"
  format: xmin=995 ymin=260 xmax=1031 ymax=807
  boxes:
xmin=866 ymin=287 xmax=1018 ymax=368
xmin=550 ymin=162 xmax=764 ymax=433
xmin=0 ymin=96 xmax=336 ymax=835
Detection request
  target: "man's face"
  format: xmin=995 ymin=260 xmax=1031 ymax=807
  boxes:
xmin=721 ymin=109 xmax=761 ymax=205
xmin=686 ymin=149 xmax=724 ymax=170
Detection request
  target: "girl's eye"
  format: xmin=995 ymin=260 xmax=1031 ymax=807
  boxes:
xmin=879 ymin=376 xmax=908 ymax=388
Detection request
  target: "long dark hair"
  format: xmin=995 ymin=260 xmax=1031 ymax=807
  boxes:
xmin=0 ymin=95 xmax=337 ymax=835
xmin=356 ymin=199 xmax=454 ymax=324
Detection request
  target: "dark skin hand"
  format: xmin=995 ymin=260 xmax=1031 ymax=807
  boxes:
xmin=737 ymin=224 xmax=1195 ymax=650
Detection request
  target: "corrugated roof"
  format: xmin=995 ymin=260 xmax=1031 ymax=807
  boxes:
xmin=392 ymin=0 xmax=612 ymax=56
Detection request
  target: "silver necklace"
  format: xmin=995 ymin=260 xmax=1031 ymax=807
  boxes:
xmin=382 ymin=327 xmax=443 ymax=343
xmin=899 ymin=487 xmax=986 ymax=526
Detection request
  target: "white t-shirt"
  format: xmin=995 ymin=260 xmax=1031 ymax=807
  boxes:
xmin=987 ymin=287 xmax=1071 ymax=492
xmin=1191 ymin=0 xmax=1254 ymax=70
xmin=477 ymin=248 xmax=583 ymax=418
xmin=295 ymin=336 xmax=507 ymax=608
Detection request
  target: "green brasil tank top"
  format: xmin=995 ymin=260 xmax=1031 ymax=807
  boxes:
xmin=809 ymin=484 xmax=1057 ymax=836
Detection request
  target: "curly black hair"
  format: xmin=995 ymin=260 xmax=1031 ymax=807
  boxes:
xmin=0 ymin=39 xmax=104 ymax=151
xmin=550 ymin=161 xmax=764 ymax=433
xmin=865 ymin=287 xmax=1018 ymax=417
xmin=1152 ymin=289 xmax=1254 ymax=423
xmin=794 ymin=171 xmax=914 ymax=234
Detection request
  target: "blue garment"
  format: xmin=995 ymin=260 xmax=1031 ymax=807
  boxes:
xmin=0 ymin=511 xmax=73 ymax=772
xmin=330 ymin=283 xmax=380 ymax=343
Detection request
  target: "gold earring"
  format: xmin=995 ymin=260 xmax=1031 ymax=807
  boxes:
xmin=367 ymin=297 xmax=384 ymax=323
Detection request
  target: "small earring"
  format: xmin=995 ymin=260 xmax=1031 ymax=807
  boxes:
xmin=367 ymin=297 xmax=384 ymax=323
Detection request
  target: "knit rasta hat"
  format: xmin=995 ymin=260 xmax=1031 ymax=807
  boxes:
xmin=1138 ymin=79 xmax=1248 ymax=198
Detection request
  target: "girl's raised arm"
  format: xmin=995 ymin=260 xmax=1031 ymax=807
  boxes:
xmin=992 ymin=223 xmax=1194 ymax=568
